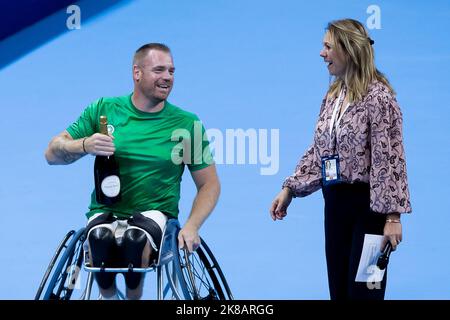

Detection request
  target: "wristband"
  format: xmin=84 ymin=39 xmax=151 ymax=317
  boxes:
xmin=82 ymin=137 xmax=88 ymax=154
xmin=386 ymin=218 xmax=401 ymax=223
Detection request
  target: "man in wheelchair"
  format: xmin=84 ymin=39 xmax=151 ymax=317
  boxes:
xmin=45 ymin=43 xmax=220 ymax=300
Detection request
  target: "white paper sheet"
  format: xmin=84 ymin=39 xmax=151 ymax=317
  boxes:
xmin=355 ymin=234 xmax=386 ymax=283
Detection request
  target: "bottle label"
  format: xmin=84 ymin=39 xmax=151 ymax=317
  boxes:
xmin=107 ymin=124 xmax=115 ymax=135
xmin=101 ymin=175 xmax=121 ymax=197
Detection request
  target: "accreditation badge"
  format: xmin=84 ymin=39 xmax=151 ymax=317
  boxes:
xmin=321 ymin=154 xmax=341 ymax=186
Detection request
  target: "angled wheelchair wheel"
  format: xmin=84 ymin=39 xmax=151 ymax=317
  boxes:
xmin=35 ymin=228 xmax=86 ymax=300
xmin=157 ymin=220 xmax=233 ymax=300
xmin=179 ymin=239 xmax=234 ymax=300
xmin=160 ymin=237 xmax=233 ymax=300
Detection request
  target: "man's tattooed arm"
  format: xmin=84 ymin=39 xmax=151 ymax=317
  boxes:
xmin=45 ymin=131 xmax=87 ymax=165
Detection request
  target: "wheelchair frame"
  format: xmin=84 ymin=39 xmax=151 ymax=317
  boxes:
xmin=35 ymin=219 xmax=233 ymax=300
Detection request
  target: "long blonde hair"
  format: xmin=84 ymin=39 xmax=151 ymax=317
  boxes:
xmin=326 ymin=19 xmax=394 ymax=103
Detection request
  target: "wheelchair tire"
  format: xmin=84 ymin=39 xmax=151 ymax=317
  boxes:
xmin=36 ymin=228 xmax=86 ymax=300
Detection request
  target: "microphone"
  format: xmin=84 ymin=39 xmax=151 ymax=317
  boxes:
xmin=377 ymin=241 xmax=392 ymax=270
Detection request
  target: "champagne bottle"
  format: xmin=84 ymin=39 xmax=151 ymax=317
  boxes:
xmin=94 ymin=116 xmax=121 ymax=205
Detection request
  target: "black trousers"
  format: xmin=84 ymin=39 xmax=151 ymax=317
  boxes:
xmin=322 ymin=182 xmax=387 ymax=300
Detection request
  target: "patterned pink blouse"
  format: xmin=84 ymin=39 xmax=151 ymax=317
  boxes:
xmin=283 ymin=80 xmax=412 ymax=214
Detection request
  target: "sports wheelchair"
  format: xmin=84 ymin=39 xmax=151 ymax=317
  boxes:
xmin=35 ymin=219 xmax=233 ymax=300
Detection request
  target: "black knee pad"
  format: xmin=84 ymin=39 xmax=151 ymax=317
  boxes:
xmin=88 ymin=227 xmax=116 ymax=266
xmin=88 ymin=227 xmax=116 ymax=289
xmin=122 ymin=228 xmax=148 ymax=290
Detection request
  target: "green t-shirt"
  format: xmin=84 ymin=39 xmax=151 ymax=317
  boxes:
xmin=66 ymin=94 xmax=213 ymax=219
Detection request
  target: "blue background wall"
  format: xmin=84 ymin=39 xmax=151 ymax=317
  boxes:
xmin=0 ymin=0 xmax=449 ymax=299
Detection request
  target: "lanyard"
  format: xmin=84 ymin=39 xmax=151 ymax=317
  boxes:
xmin=328 ymin=87 xmax=350 ymax=137
xmin=328 ymin=87 xmax=350 ymax=151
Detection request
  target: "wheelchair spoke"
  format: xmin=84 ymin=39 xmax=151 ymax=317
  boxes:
xmin=188 ymin=254 xmax=213 ymax=289
xmin=179 ymin=247 xmax=220 ymax=300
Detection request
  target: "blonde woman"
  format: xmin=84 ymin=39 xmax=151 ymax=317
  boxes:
xmin=270 ymin=19 xmax=412 ymax=300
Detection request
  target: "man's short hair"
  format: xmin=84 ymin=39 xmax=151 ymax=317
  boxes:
xmin=133 ymin=43 xmax=171 ymax=66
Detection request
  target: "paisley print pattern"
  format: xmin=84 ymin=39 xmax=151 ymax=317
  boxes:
xmin=283 ymin=81 xmax=412 ymax=214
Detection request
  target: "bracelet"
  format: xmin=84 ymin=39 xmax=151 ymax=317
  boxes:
xmin=386 ymin=218 xmax=401 ymax=223
xmin=82 ymin=137 xmax=88 ymax=154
